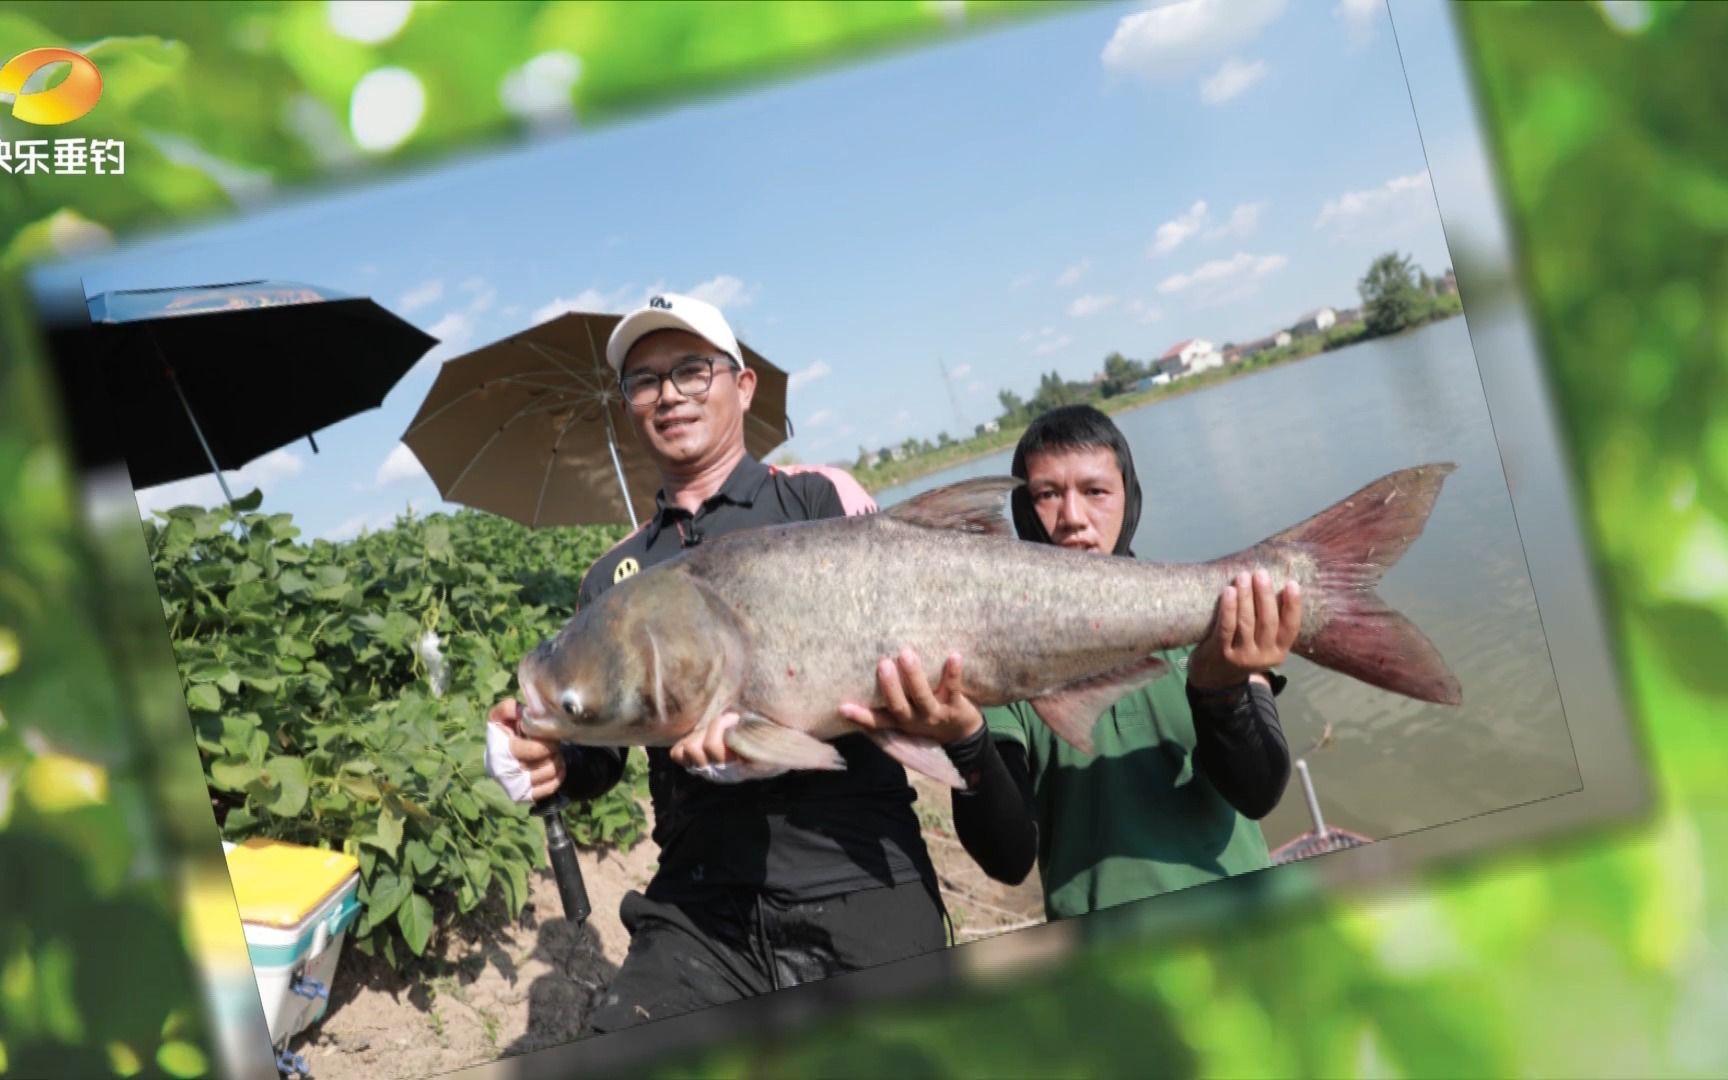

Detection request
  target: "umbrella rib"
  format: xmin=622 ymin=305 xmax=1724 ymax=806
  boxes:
xmin=520 ymin=335 xmax=621 ymax=402
xmin=531 ymin=408 xmax=584 ymax=529
xmin=403 ymin=383 xmax=500 ymax=438
xmin=402 ymin=373 xmax=591 ymax=439
xmin=442 ymin=393 xmax=580 ymax=502
xmin=493 ymin=374 xmax=591 ymax=393
xmin=520 ymin=339 xmax=601 ymax=384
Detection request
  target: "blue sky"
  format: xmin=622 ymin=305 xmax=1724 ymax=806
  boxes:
xmin=35 ymin=0 xmax=1479 ymax=542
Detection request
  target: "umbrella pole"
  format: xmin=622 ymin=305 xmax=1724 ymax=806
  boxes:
xmin=151 ymin=332 xmax=240 ymax=515
xmin=601 ymin=404 xmax=638 ymax=529
xmin=1295 ymin=759 xmax=1329 ymax=839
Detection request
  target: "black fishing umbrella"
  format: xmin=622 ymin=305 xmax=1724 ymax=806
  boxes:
xmin=85 ymin=280 xmax=439 ymax=507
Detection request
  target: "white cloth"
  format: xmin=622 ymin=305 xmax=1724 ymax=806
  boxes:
xmin=486 ymin=713 xmax=789 ymax=797
xmin=484 ymin=720 xmax=535 ymax=804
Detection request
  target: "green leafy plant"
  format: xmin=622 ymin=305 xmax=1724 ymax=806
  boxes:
xmin=147 ymin=496 xmax=643 ymax=965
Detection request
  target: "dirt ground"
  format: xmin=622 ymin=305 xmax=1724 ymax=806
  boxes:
xmin=288 ymin=777 xmax=1046 ymax=1080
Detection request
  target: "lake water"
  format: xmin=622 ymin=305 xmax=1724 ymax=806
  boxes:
xmin=877 ymin=317 xmax=1582 ymax=849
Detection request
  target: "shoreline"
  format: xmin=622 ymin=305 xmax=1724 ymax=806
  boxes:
xmin=849 ymin=310 xmax=1464 ymax=495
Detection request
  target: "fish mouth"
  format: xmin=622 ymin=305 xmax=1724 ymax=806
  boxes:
xmin=516 ymin=656 xmax=563 ymax=739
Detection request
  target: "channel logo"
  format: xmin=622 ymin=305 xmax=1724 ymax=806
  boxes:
xmin=0 ymin=47 xmax=103 ymax=125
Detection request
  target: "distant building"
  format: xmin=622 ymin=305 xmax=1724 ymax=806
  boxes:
xmin=1159 ymin=337 xmax=1222 ymax=376
xmin=889 ymin=446 xmax=908 ymax=462
xmin=1292 ymin=308 xmax=1337 ymax=336
xmin=1235 ymin=334 xmax=1275 ymax=358
xmin=1274 ymin=330 xmax=1293 ymax=348
xmin=1334 ymin=306 xmax=1362 ymax=325
xmin=1440 ymin=269 xmax=1457 ymax=295
xmin=974 ymin=420 xmax=1000 ymax=436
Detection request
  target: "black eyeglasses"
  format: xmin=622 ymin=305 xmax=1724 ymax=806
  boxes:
xmin=620 ymin=355 xmax=741 ymax=408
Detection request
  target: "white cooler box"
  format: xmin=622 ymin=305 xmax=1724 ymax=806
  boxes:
xmin=223 ymin=838 xmax=362 ymax=1049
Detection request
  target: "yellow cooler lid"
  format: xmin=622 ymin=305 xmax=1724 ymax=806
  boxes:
xmin=224 ymin=838 xmax=360 ymax=929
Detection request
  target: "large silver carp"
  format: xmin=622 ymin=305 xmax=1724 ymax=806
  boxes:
xmin=516 ymin=464 xmax=1462 ymax=788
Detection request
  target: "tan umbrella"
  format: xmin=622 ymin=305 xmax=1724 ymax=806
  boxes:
xmin=401 ymin=311 xmax=792 ymax=528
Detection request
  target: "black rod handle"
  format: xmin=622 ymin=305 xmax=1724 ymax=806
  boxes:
xmin=533 ymin=792 xmax=591 ymax=925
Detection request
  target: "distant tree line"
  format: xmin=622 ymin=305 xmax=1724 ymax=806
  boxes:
xmin=839 ymin=250 xmax=1459 ymax=474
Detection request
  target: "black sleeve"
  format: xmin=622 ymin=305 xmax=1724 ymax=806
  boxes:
xmin=1187 ymin=679 xmax=1291 ymax=820
xmin=574 ymin=564 xmax=603 ymax=611
xmin=944 ymin=726 xmax=1039 ymax=885
xmin=559 ymin=744 xmax=629 ymax=802
xmin=802 ymin=474 xmax=850 ymax=521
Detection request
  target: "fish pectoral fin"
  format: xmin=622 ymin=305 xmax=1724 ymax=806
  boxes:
xmin=1029 ymin=654 xmax=1172 ymax=755
xmin=884 ymin=476 xmax=1020 ymax=538
xmin=684 ymin=760 xmax=793 ymax=784
xmin=866 ymin=730 xmax=966 ymax=790
xmin=723 ymin=714 xmax=847 ymax=772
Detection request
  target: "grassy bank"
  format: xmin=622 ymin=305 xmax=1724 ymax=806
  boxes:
xmin=849 ymin=304 xmax=1464 ymax=495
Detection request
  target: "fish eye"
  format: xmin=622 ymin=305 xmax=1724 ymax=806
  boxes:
xmin=560 ymin=689 xmax=583 ymax=717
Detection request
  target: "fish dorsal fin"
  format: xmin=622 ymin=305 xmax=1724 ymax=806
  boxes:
xmin=884 ymin=476 xmax=1021 ymax=538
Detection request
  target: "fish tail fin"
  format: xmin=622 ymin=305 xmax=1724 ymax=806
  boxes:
xmin=1271 ymin=463 xmax=1463 ymax=706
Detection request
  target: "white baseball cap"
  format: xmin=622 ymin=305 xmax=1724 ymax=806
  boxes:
xmin=605 ymin=292 xmax=743 ymax=374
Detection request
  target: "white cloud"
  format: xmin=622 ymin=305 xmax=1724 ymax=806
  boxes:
xmin=1025 ymin=326 xmax=1070 ymax=354
xmin=531 ymin=288 xmax=620 ymax=325
xmin=1011 ymin=272 xmax=1037 ymax=289
xmin=135 ymin=449 xmax=305 ymax=516
xmin=1199 ymin=57 xmax=1268 ymax=105
xmin=947 ymin=363 xmax=973 ymax=380
xmin=1157 ymin=251 xmax=1289 ymax=294
xmin=414 ymin=310 xmax=476 ymax=372
xmin=1314 ymin=170 xmax=1433 ymax=231
xmin=1055 ymin=259 xmax=1090 ymax=287
xmin=324 ymin=499 xmax=425 ymax=542
xmin=806 ymin=408 xmax=836 ymax=429
xmin=324 ymin=514 xmax=376 ymax=542
xmin=1068 ymin=294 xmax=1118 ymax=318
xmin=1151 ymin=200 xmax=1209 ymax=256
xmin=1334 ymin=0 xmax=1381 ymax=47
xmin=966 ymin=380 xmax=987 ymax=394
xmin=1102 ymin=0 xmax=1287 ymax=79
xmin=892 ymin=409 xmax=913 ymax=429
xmin=376 ymin=443 xmax=428 ymax=486
xmin=447 ymin=276 xmax=497 ymax=318
xmin=686 ymin=274 xmax=756 ymax=310
xmin=1127 ymin=299 xmax=1165 ymax=324
xmin=789 ymin=360 xmax=833 ymax=392
xmin=398 ymin=278 xmax=444 ymax=313
xmin=528 ymin=276 xmax=750 ymax=328
xmin=1209 ymin=201 xmax=1266 ymax=239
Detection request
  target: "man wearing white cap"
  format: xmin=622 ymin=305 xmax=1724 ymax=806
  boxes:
xmin=484 ymin=293 xmax=946 ymax=1034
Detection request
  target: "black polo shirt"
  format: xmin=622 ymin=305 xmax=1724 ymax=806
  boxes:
xmin=559 ymin=454 xmax=940 ymax=904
